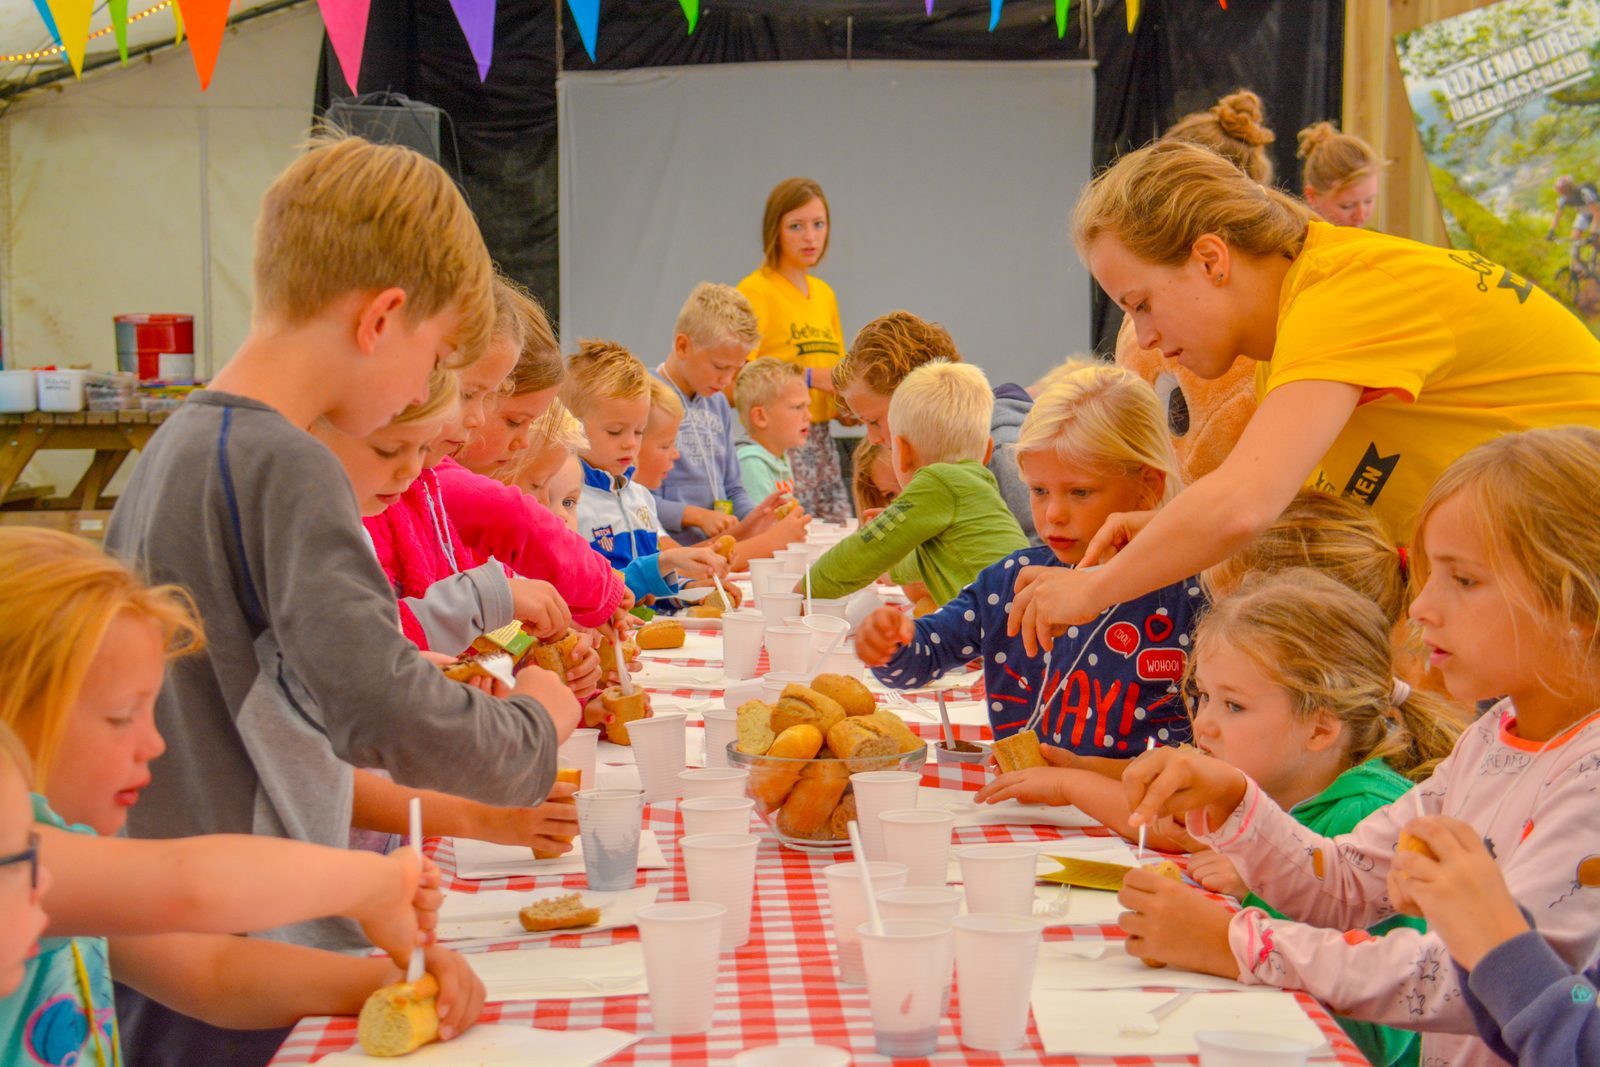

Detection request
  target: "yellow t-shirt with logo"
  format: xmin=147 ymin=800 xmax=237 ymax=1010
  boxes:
xmin=737 ymin=266 xmax=845 ymax=423
xmin=1257 ymin=220 xmax=1600 ymax=540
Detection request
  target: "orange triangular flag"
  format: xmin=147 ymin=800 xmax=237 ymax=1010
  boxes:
xmin=173 ymin=0 xmax=231 ymax=89
xmin=43 ymin=0 xmax=92 ymax=76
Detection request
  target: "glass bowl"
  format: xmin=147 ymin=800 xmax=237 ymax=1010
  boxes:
xmin=726 ymin=740 xmax=929 ymax=852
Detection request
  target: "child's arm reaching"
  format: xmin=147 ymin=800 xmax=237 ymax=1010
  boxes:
xmin=801 ymin=476 xmax=958 ymax=600
xmin=353 ymin=770 xmax=581 ymax=859
xmin=863 ymin=579 xmax=985 ymax=686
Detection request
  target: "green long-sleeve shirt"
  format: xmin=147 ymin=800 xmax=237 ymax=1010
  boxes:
xmin=805 ymin=460 xmax=1027 ymax=605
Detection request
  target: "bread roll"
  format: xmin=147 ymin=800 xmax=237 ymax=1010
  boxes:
xmin=746 ymin=723 xmax=820 ymax=810
xmin=769 ymin=723 xmax=825 ymax=760
xmin=736 ymin=700 xmax=776 ymax=756
xmin=711 ymin=534 xmax=737 ymax=559
xmin=533 ymin=766 xmax=581 ymax=859
xmin=993 ymin=729 xmax=1047 ymax=773
xmin=518 ymin=892 xmax=601 ymax=932
xmin=774 ymin=499 xmax=799 ymax=519
xmin=686 ymin=604 xmax=724 ymax=619
xmin=529 ymin=629 xmax=580 ymax=680
xmin=828 ymin=793 xmax=859 ymax=840
xmin=866 ymin=710 xmax=926 ymax=755
xmin=599 ymin=686 xmax=649 ymax=745
xmin=777 ymin=761 xmax=850 ymax=836
xmin=811 ymin=673 xmax=875 ymax=717
xmin=771 ymin=683 xmax=846 ymax=736
xmin=1396 ymin=832 xmax=1436 ymax=859
xmin=637 ymin=619 xmax=686 ymax=650
xmin=827 ymin=717 xmax=898 ymax=761
xmin=357 ymin=974 xmax=440 ymax=1057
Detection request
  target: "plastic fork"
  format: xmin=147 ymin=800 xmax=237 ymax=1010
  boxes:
xmin=1118 ymin=989 xmax=1200 ymax=1036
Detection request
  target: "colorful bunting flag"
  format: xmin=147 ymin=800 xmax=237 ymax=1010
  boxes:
xmin=42 ymin=0 xmax=90 ymax=75
xmin=1055 ymin=0 xmax=1069 ymax=37
xmin=447 ymin=0 xmax=496 ymax=79
xmin=568 ymin=0 xmax=598 ymax=62
xmin=173 ymin=1 xmax=184 ymax=45
xmin=1127 ymin=0 xmax=1140 ymax=32
xmin=29 ymin=0 xmax=62 ymax=47
xmin=988 ymin=0 xmax=1002 ymax=31
xmin=317 ymin=0 xmax=372 ymax=92
xmin=108 ymin=0 xmax=128 ymax=62
xmin=925 ymin=0 xmax=933 ymax=13
xmin=173 ymin=0 xmax=230 ymax=88
xmin=678 ymin=0 xmax=697 ymax=34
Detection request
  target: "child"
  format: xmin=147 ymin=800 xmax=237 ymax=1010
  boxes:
xmin=734 ymin=357 xmax=809 ymax=503
xmin=512 ymin=401 xmax=587 ymax=501
xmin=652 ymin=282 xmax=777 ymax=539
xmin=804 ymin=360 xmax=1027 ymax=605
xmin=453 ymin=276 xmax=564 ymax=480
xmin=565 ymin=339 xmax=726 ymax=602
xmin=1119 ymin=426 xmax=1600 ymax=1067
xmin=1298 ymin=120 xmax=1382 ymax=228
xmin=0 ymin=530 xmax=484 ymax=1065
xmin=851 ymin=439 xmax=899 ymax=516
xmin=856 ymin=362 xmax=1196 ymax=757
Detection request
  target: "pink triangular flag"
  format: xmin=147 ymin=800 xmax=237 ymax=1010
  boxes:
xmin=316 ymin=0 xmax=370 ymax=92
xmin=446 ymin=0 xmax=496 ymax=81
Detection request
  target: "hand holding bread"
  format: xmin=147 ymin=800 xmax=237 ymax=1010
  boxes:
xmin=509 ymin=578 xmax=574 ymax=640
xmin=854 ymin=607 xmax=915 ymax=667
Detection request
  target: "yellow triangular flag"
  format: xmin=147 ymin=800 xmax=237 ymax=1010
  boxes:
xmin=174 ymin=0 xmax=185 ymax=45
xmin=1126 ymin=0 xmax=1140 ymax=32
xmin=43 ymin=0 xmax=92 ymax=76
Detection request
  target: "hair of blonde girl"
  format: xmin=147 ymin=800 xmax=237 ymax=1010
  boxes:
xmin=1206 ymin=490 xmax=1407 ymax=625
xmin=1191 ymin=568 xmax=1462 ymax=781
xmin=676 ymin=282 xmax=761 ymax=350
xmin=495 ymin=275 xmax=563 ymax=397
xmin=527 ymin=400 xmax=589 ymax=456
xmin=388 ymin=365 xmax=460 ymax=427
xmin=0 ymin=528 xmax=205 ymax=790
xmin=734 ymin=357 xmax=805 ymax=423
xmin=1297 ymin=121 xmax=1381 ymax=196
xmin=648 ymin=376 xmax=685 ymax=423
xmin=887 ymin=360 xmax=993 ymax=467
xmin=852 ymin=439 xmax=896 ymax=515
xmin=559 ymin=339 xmax=649 ymax=417
xmin=833 ymin=310 xmax=962 ymax=400
xmin=761 ymin=177 xmax=830 ymax=269
xmin=1014 ymin=360 xmax=1182 ymax=505
xmin=1028 ymin=352 xmax=1107 ymax=396
xmin=0 ymin=721 xmax=33 ymax=789
xmin=1411 ymin=426 xmax=1600 ymax=674
xmin=1162 ymin=89 xmax=1276 ymax=184
xmin=1072 ymin=139 xmax=1313 ymax=267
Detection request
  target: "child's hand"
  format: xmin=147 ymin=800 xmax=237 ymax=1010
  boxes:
xmin=561 ymin=631 xmax=602 ymax=700
xmin=1387 ymin=816 xmax=1529 ymax=968
xmin=353 ymin=847 xmax=430 ymax=965
xmin=1079 ymin=509 xmax=1156 ymax=567
xmin=1122 ymin=746 xmax=1249 ymax=837
xmin=1118 ymin=867 xmax=1240 ymax=977
xmin=1009 ymin=567 xmax=1104 ymax=657
xmin=1186 ymin=849 xmax=1249 ymax=899
xmin=974 ymin=767 xmax=1076 ymax=807
xmin=771 ymin=506 xmax=811 ymax=546
xmin=661 ymin=546 xmax=729 ymax=581
xmin=419 ymin=946 xmax=486 ymax=1042
xmin=855 ymin=607 xmax=914 ymax=666
xmin=684 ymin=505 xmax=737 ymax=538
xmin=483 ymin=781 xmax=582 ymax=857
xmin=509 ymin=578 xmax=573 ymax=640
xmin=512 ymin=664 xmax=582 ymax=735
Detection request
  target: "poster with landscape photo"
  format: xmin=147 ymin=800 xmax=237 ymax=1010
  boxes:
xmin=1396 ymin=0 xmax=1600 ymax=333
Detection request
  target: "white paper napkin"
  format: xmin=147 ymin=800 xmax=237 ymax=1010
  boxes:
xmin=313 ymin=1024 xmax=640 ymax=1065
xmin=453 ymin=831 xmax=667 ymax=879
xmin=1031 ymin=989 xmax=1324 ymax=1056
xmin=919 ymin=787 xmax=1101 ymax=830
xmin=437 ymin=886 xmax=659 ymax=943
xmin=1033 ymin=884 xmax=1126 ymax=926
xmin=468 ymin=943 xmax=648 ymax=1001
xmin=1035 ymin=940 xmax=1254 ymax=992
xmin=635 ymin=633 xmax=725 ymax=663
xmin=633 ymin=662 xmax=726 ymax=688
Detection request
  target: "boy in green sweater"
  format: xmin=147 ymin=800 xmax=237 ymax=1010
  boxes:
xmin=802 ymin=360 xmax=1027 ymax=604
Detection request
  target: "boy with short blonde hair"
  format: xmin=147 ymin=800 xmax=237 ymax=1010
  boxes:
xmin=804 ymin=359 xmax=1027 ymax=605
xmin=733 ymin=357 xmax=808 ymax=502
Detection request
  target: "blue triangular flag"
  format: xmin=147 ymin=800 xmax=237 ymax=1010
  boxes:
xmin=31 ymin=0 xmax=63 ymax=46
xmin=989 ymin=0 xmax=1002 ymax=31
xmin=567 ymin=0 xmax=598 ymax=61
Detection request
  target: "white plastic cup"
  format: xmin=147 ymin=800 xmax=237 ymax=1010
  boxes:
xmin=822 ymin=860 xmax=909 ymax=984
xmin=1195 ymin=1030 xmax=1318 ymax=1067
xmin=746 ymin=558 xmax=782 ymax=605
xmin=877 ymin=885 xmax=963 ymax=1015
xmin=759 ymin=672 xmax=812 ymax=704
xmin=879 ymin=808 xmax=956 ymax=887
xmin=681 ymin=832 xmax=760 ymax=949
xmin=626 ymin=714 xmax=688 ymax=804
xmin=636 ymin=901 xmax=727 ymax=1034
xmin=762 ymin=570 xmax=803 ymax=598
xmin=722 ymin=609 xmax=766 ymax=681
xmin=557 ymin=728 xmax=599 ymax=793
xmin=732 ymin=1045 xmax=850 ymax=1067
xmin=701 ymin=709 xmax=738 ymax=767
xmin=774 ymin=547 xmax=809 ymax=571
xmin=955 ymin=843 xmax=1038 ymax=916
xmin=844 ymin=589 xmax=882 ymax=631
xmin=573 ymin=788 xmax=645 ymax=891
xmin=849 ymin=771 xmax=922 ymax=862
xmin=680 ymin=795 xmax=755 ymax=837
xmin=820 ymin=646 xmax=864 ymax=679
xmin=952 ymin=914 xmax=1045 ymax=1051
xmin=857 ymin=918 xmax=951 ymax=1058
xmin=800 ymin=615 xmax=850 ymax=671
xmin=760 ymin=592 xmax=804 ymax=628
xmin=809 ymin=597 xmax=850 ymax=621
xmin=765 ymin=626 xmax=813 ymax=674
xmin=678 ymin=767 xmax=749 ymax=800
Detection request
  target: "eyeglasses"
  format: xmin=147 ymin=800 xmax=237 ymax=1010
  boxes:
xmin=0 ymin=832 xmax=38 ymax=891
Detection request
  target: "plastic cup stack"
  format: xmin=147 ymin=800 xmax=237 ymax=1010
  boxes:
xmin=764 ymin=625 xmax=813 ymax=674
xmin=877 ymin=885 xmax=963 ymax=1014
xmin=721 ymin=609 xmax=766 ymax=680
xmin=758 ymin=672 xmax=811 ymax=705
xmin=573 ymin=788 xmax=645 ymax=891
xmin=952 ymin=914 xmax=1045 ymax=1051
xmin=849 ymin=771 xmax=921 ymax=862
xmin=799 ymin=615 xmax=850 ymax=671
xmin=701 ymin=709 xmax=739 ymax=767
xmin=858 ymin=918 xmax=952 ymax=1058
xmin=680 ymin=795 xmax=755 ymax=836
xmin=558 ymin=728 xmax=600 ymax=793
xmin=879 ymin=808 xmax=956 ymax=887
xmin=760 ymin=591 xmax=804 ymax=627
xmin=677 ymin=767 xmax=748 ymax=800
xmin=822 ymin=860 xmax=909 ymax=984
xmin=746 ymin=558 xmax=782 ymax=605
xmin=626 ymin=714 xmax=688 ymax=804
xmin=955 ymin=843 xmax=1038 ymax=916
xmin=681 ymin=832 xmax=761 ymax=949
xmin=818 ymin=646 xmax=863 ymax=679
xmin=636 ymin=901 xmax=727 ymax=1034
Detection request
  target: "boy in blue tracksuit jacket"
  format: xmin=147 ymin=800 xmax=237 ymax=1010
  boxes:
xmin=576 ymin=459 xmax=683 ymax=603
xmin=865 ymin=546 xmax=1202 ymax=754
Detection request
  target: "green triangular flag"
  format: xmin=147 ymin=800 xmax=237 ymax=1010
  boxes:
xmin=678 ymin=0 xmax=698 ymax=33
xmin=1055 ymin=0 xmax=1069 ymax=38
xmin=108 ymin=0 xmax=129 ymax=62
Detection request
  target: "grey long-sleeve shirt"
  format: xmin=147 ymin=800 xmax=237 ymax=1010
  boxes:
xmin=106 ymin=391 xmax=558 ymax=949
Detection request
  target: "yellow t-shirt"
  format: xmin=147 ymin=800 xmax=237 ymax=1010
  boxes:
xmin=1258 ymin=220 xmax=1600 ymax=539
xmin=737 ymin=266 xmax=845 ymax=423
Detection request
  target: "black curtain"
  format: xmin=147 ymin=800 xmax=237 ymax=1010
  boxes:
xmin=314 ymin=0 xmax=1341 ymax=350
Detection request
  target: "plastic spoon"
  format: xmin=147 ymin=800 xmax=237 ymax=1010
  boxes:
xmin=406 ymin=797 xmax=426 ymax=983
xmin=1119 ymin=988 xmax=1200 ymax=1036
xmin=847 ymin=820 xmax=884 ymax=936
xmin=612 ymin=637 xmax=634 ymax=697
xmin=1137 ymin=736 xmax=1156 ymax=861
xmin=934 ymin=690 xmax=957 ymax=750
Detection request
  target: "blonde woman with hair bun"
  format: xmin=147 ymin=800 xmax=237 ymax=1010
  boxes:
xmin=1009 ymin=138 xmax=1600 ymax=656
xmin=1163 ymin=88 xmax=1277 ymax=184
xmin=1297 ymin=121 xmax=1382 ymax=228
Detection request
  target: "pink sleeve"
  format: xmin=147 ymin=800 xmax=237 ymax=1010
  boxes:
xmin=436 ymin=461 xmax=624 ymax=628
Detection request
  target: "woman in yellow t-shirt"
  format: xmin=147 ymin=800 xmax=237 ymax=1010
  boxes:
xmin=737 ymin=177 xmax=851 ymax=522
xmin=1007 ymin=139 xmax=1600 ymax=652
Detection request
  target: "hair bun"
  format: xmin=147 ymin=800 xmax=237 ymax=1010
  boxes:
xmin=1297 ymin=120 xmax=1338 ymax=159
xmin=1213 ymin=90 xmax=1275 ymax=147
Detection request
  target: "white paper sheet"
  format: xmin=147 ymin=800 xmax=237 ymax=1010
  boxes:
xmin=918 ymin=787 xmax=1101 ymax=830
xmin=313 ymin=1025 xmax=640 ymax=1066
xmin=1033 ymin=884 xmax=1126 ymax=926
xmin=1030 ymin=989 xmax=1324 ymax=1056
xmin=437 ymin=886 xmax=659 ymax=943
xmin=453 ymin=831 xmax=667 ymax=880
xmin=635 ymin=633 xmax=725 ymax=663
xmin=468 ymin=943 xmax=648 ymax=1001
xmin=633 ymin=662 xmax=726 ymax=688
xmin=1034 ymin=941 xmax=1254 ymax=992
xmin=945 ymin=835 xmax=1139 ymax=884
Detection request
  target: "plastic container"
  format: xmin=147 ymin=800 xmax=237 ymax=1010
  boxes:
xmin=728 ymin=742 xmax=928 ymax=853
xmin=36 ymin=370 xmax=87 ymax=413
xmin=0 ymin=370 xmax=36 ymax=413
xmin=115 ymin=313 xmax=194 ymax=381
